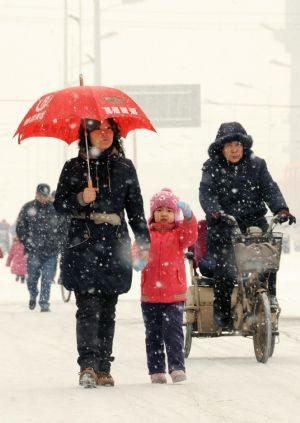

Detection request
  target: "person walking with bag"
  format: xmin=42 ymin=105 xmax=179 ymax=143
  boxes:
xmin=133 ymin=188 xmax=198 ymax=384
xmin=54 ymin=118 xmax=150 ymax=388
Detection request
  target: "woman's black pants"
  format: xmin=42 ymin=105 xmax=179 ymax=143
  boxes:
xmin=75 ymin=291 xmax=118 ymax=372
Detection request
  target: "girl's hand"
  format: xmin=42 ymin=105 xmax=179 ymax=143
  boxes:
xmin=138 ymin=250 xmax=149 ymax=262
xmin=132 ymin=250 xmax=149 ymax=272
xmin=132 ymin=259 xmax=147 ymax=272
xmin=177 ymin=201 xmax=192 ymax=219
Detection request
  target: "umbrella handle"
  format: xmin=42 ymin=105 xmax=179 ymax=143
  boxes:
xmin=88 ymin=179 xmax=93 ymax=188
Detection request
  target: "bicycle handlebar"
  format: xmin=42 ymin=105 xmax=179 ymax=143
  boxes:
xmin=219 ymin=213 xmax=282 ymax=234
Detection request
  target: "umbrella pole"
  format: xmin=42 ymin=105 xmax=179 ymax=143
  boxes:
xmin=79 ymin=74 xmax=92 ymax=188
xmin=79 ymin=73 xmax=84 ymax=86
xmin=83 ymin=119 xmax=93 ymax=188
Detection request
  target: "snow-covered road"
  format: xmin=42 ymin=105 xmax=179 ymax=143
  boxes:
xmin=0 ymin=252 xmax=299 ymax=423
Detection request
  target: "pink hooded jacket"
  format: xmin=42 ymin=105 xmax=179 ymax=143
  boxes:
xmin=140 ymin=216 xmax=198 ymax=303
xmin=6 ymin=240 xmax=27 ymax=276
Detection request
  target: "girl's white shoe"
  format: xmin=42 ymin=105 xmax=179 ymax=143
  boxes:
xmin=170 ymin=370 xmax=186 ymax=383
xmin=150 ymin=373 xmax=167 ymax=384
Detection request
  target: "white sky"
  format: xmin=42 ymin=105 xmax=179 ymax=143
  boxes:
xmin=0 ymin=0 xmax=294 ymax=222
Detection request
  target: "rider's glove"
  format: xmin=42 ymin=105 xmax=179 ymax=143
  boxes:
xmin=176 ymin=201 xmax=192 ymax=219
xmin=132 ymin=259 xmax=147 ymax=272
xmin=210 ymin=211 xmax=224 ymax=221
xmin=277 ymin=210 xmax=296 ymax=225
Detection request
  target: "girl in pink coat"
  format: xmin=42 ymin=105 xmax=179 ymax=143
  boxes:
xmin=6 ymin=237 xmax=27 ymax=283
xmin=133 ymin=188 xmax=198 ymax=384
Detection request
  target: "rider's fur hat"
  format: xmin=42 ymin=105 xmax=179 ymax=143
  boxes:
xmin=208 ymin=121 xmax=253 ymax=158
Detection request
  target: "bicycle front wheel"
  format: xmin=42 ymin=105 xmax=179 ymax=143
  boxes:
xmin=61 ymin=284 xmax=72 ymax=303
xmin=269 ymin=335 xmax=276 ymax=357
xmin=184 ymin=323 xmax=193 ymax=358
xmin=253 ymin=292 xmax=272 ymax=363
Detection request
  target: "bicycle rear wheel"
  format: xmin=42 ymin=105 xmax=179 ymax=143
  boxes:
xmin=61 ymin=284 xmax=72 ymax=303
xmin=253 ymin=292 xmax=272 ymax=363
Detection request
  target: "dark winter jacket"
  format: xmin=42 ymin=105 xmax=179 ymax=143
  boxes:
xmin=199 ymin=122 xmax=289 ymax=280
xmin=53 ymin=147 xmax=150 ymax=295
xmin=16 ymin=200 xmax=63 ymax=256
xmin=199 ymin=122 xmax=288 ymax=226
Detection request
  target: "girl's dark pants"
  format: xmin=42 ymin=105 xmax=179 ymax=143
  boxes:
xmin=141 ymin=302 xmax=185 ymax=375
xmin=75 ymin=292 xmax=118 ymax=373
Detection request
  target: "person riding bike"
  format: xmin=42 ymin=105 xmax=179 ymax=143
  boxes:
xmin=199 ymin=121 xmax=296 ymax=329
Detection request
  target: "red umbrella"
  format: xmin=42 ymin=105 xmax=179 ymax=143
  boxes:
xmin=14 ymin=84 xmax=156 ymax=143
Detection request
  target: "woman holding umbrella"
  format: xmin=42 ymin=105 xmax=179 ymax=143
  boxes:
xmin=54 ymin=117 xmax=150 ymax=388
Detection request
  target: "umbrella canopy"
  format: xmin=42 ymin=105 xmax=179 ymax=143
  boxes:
xmin=14 ymin=85 xmax=156 ymax=143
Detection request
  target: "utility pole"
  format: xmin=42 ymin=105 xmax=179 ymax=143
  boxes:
xmin=78 ymin=0 xmax=82 ymax=74
xmin=62 ymin=0 xmax=68 ymax=164
xmin=94 ymin=0 xmax=101 ymax=85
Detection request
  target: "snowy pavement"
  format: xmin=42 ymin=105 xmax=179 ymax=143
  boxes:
xmin=0 ymin=252 xmax=300 ymax=423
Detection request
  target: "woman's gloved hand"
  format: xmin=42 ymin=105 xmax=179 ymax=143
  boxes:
xmin=176 ymin=201 xmax=192 ymax=219
xmin=277 ymin=210 xmax=296 ymax=225
xmin=211 ymin=211 xmax=222 ymax=220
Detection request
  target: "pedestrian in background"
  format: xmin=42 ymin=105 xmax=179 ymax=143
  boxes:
xmin=6 ymin=236 xmax=27 ymax=283
xmin=0 ymin=218 xmax=11 ymax=254
xmin=133 ymin=188 xmax=198 ymax=384
xmin=16 ymin=183 xmax=64 ymax=312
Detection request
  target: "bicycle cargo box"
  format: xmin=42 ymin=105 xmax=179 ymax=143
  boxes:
xmin=233 ymin=233 xmax=282 ymax=272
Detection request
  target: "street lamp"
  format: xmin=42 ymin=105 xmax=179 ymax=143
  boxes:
xmin=94 ymin=0 xmax=101 ymax=85
xmin=234 ymin=82 xmax=253 ymax=90
xmin=69 ymin=10 xmax=82 ymax=75
xmin=64 ymin=0 xmax=82 ymax=88
xmin=269 ymin=59 xmax=291 ymax=68
xmin=234 ymin=81 xmax=272 ymax=159
xmin=93 ymin=0 xmax=142 ymax=84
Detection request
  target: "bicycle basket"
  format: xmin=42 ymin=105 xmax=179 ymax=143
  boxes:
xmin=233 ymin=232 xmax=283 ymax=273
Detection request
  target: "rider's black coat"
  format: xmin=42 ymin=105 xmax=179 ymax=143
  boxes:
xmin=199 ymin=125 xmax=289 ymax=281
xmin=199 ymin=152 xmax=288 ymax=227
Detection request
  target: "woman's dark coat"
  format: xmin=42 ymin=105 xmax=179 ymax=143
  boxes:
xmin=54 ymin=148 xmax=150 ymax=295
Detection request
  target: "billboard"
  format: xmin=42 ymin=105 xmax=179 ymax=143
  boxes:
xmin=115 ymin=84 xmax=201 ymax=128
